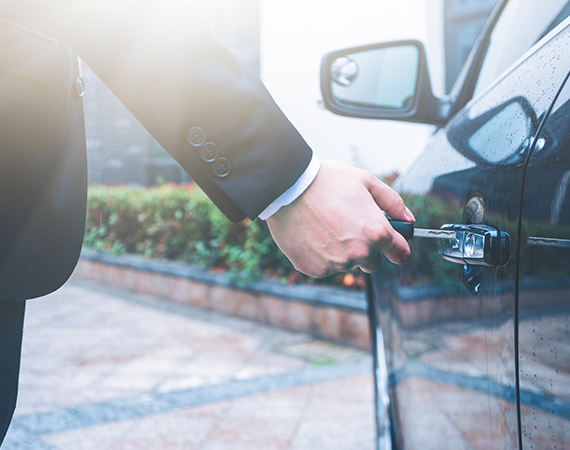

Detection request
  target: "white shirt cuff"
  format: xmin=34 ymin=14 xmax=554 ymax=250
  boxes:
xmin=258 ymin=154 xmax=321 ymax=220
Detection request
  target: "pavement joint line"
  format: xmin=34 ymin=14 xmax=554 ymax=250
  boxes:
xmin=2 ymin=423 xmax=53 ymax=450
xmin=288 ymin=377 xmax=317 ymax=444
xmin=197 ymin=394 xmax=233 ymax=448
xmin=11 ymin=361 xmax=372 ymax=437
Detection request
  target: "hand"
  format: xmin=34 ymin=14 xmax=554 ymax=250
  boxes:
xmin=266 ymin=160 xmax=414 ymax=278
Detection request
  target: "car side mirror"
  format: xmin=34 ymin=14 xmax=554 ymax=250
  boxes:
xmin=320 ymin=40 xmax=450 ymax=125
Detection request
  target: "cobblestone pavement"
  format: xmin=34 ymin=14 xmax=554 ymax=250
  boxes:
xmin=3 ymin=277 xmax=375 ymax=450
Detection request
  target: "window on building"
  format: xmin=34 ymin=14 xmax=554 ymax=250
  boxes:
xmin=84 ymin=0 xmax=261 ymax=187
xmin=444 ymin=0 xmax=496 ymax=93
xmin=143 ymin=138 xmax=191 ymax=186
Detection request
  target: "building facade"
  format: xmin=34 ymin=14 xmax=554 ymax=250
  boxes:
xmin=84 ymin=0 xmax=495 ymax=186
xmin=444 ymin=0 xmax=496 ymax=92
xmin=83 ymin=0 xmax=260 ymax=186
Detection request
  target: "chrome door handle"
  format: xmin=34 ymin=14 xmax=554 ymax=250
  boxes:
xmin=438 ymin=224 xmax=510 ymax=267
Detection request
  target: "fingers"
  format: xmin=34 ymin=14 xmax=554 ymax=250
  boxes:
xmin=266 ymin=161 xmax=414 ymax=279
xmin=347 ymin=208 xmax=410 ymax=270
xmin=360 ymin=173 xmax=413 ymax=265
xmin=355 ymin=217 xmax=410 ymax=270
xmin=373 ymin=213 xmax=411 ymax=265
xmin=364 ymin=173 xmax=415 ymax=222
xmin=358 ymin=253 xmax=382 ymax=274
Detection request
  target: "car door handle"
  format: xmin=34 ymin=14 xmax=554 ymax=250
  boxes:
xmin=438 ymin=224 xmax=510 ymax=267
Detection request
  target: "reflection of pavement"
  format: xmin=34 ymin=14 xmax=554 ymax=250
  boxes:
xmin=3 ymin=279 xmax=374 ymax=450
xmin=519 ymin=314 xmax=570 ymax=401
xmin=396 ymin=376 xmax=518 ymax=450
xmin=389 ymin=315 xmax=570 ymax=449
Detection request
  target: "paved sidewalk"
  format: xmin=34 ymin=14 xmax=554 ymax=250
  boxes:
xmin=3 ymin=277 xmax=375 ymax=449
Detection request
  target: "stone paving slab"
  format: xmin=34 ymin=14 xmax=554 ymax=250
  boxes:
xmin=3 ymin=278 xmax=375 ymax=449
xmin=38 ymin=374 xmax=375 ymax=450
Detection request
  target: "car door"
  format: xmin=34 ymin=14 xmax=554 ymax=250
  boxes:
xmin=368 ymin=18 xmax=570 ymax=450
xmin=517 ymin=71 xmax=570 ymax=449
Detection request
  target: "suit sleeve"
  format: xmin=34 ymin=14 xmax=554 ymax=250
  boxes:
xmin=3 ymin=0 xmax=313 ymax=222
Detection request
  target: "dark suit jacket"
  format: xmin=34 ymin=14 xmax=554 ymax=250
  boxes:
xmin=0 ymin=2 xmax=312 ymax=300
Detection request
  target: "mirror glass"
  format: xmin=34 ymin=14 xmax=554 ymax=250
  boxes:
xmin=467 ymin=101 xmax=532 ymax=164
xmin=330 ymin=45 xmax=419 ymax=111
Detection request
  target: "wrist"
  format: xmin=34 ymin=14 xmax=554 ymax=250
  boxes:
xmin=258 ymin=154 xmax=321 ymax=220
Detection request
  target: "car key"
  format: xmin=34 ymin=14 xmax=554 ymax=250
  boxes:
xmin=388 ymin=220 xmax=456 ymax=241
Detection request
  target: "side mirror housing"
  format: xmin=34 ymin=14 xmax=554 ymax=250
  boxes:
xmin=320 ymin=40 xmax=450 ymax=125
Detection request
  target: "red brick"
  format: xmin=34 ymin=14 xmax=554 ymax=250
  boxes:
xmin=108 ymin=266 xmax=123 ymax=288
xmin=168 ymin=277 xmax=188 ymax=302
xmin=148 ymin=273 xmax=170 ymax=298
xmin=339 ymin=311 xmax=370 ymax=349
xmin=314 ymin=306 xmax=341 ymax=341
xmin=209 ymin=286 xmax=239 ymax=315
xmin=119 ymin=267 xmax=137 ymax=291
xmin=86 ymin=261 xmax=101 ymax=282
xmin=259 ymin=296 xmax=288 ymax=328
xmin=234 ymin=292 xmax=261 ymax=321
xmin=135 ymin=271 xmax=152 ymax=294
xmin=72 ymin=260 xmax=89 ymax=278
xmin=185 ymin=281 xmax=209 ymax=307
xmin=99 ymin=265 xmax=115 ymax=285
xmin=285 ymin=301 xmax=313 ymax=333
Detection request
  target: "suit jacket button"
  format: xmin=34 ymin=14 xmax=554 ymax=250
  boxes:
xmin=74 ymin=77 xmax=85 ymax=98
xmin=200 ymin=142 xmax=218 ymax=162
xmin=187 ymin=127 xmax=206 ymax=147
xmin=212 ymin=157 xmax=231 ymax=177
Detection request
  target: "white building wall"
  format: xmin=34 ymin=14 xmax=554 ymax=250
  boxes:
xmin=260 ymin=0 xmax=445 ymax=176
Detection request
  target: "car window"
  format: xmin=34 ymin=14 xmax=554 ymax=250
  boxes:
xmin=466 ymin=99 xmax=533 ymax=164
xmin=473 ymin=0 xmax=570 ymax=97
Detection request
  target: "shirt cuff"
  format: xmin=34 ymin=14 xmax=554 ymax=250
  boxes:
xmin=258 ymin=154 xmax=321 ymax=220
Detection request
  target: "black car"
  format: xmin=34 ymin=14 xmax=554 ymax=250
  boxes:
xmin=321 ymin=1 xmax=570 ymax=449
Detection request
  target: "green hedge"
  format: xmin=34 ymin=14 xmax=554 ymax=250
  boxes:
xmin=85 ymin=183 xmax=498 ymax=289
xmin=84 ymin=183 xmax=363 ymax=288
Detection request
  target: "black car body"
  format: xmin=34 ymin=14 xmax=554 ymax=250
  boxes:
xmin=321 ymin=1 xmax=570 ymax=449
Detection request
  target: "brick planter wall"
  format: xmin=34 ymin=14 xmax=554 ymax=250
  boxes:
xmin=74 ymin=250 xmax=371 ymax=349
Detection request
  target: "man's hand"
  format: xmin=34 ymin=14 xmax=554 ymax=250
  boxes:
xmin=266 ymin=160 xmax=414 ymax=278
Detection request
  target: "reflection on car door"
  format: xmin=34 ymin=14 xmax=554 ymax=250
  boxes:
xmin=369 ymin=22 xmax=570 ymax=450
xmin=518 ymin=71 xmax=570 ymax=448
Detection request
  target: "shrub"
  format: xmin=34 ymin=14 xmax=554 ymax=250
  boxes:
xmin=85 ymin=183 xmax=475 ymax=289
xmin=84 ymin=183 xmax=361 ymax=287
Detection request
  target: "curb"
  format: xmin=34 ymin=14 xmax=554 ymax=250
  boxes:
xmin=74 ymin=249 xmax=371 ymax=349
